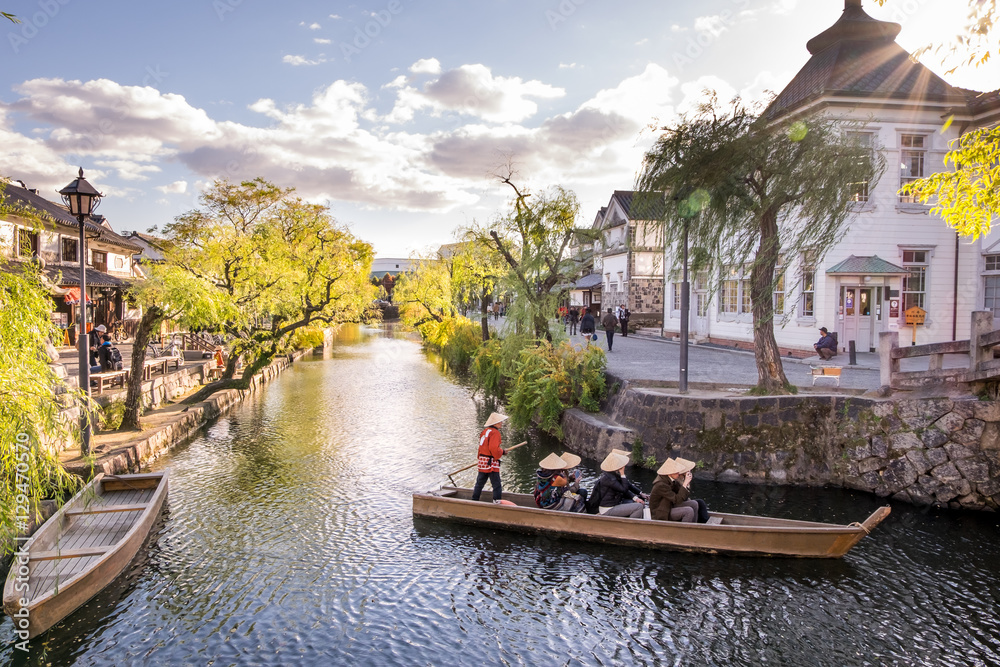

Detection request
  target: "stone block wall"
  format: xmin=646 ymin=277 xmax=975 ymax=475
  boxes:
xmin=562 ymin=380 xmax=1000 ymax=511
xmin=628 ymin=278 xmax=663 ymax=326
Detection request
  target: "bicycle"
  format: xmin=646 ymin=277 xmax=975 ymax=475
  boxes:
xmin=109 ymin=320 xmax=128 ymax=343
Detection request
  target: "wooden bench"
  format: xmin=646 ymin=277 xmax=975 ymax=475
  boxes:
xmin=90 ymin=370 xmax=128 ymax=395
xmin=811 ymin=366 xmax=842 ymax=387
xmin=141 ymin=356 xmax=182 ymax=380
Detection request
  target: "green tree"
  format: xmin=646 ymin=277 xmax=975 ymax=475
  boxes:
xmin=119 ymin=264 xmax=233 ymax=430
xmin=473 ymin=168 xmax=597 ymax=341
xmin=448 ymin=236 xmax=505 ymax=341
xmin=158 ymin=178 xmax=376 ymax=404
xmin=877 ymin=0 xmax=999 ymax=237
xmin=394 ymin=255 xmax=454 ymax=327
xmin=636 ymin=96 xmax=885 ymax=392
xmin=0 ymin=267 xmax=81 ymax=550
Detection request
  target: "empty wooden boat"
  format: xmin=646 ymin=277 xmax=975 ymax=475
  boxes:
xmin=4 ymin=471 xmax=168 ymax=639
xmin=412 ymin=486 xmax=890 ymax=558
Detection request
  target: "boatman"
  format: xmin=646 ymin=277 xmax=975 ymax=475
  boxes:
xmin=471 ymin=412 xmax=509 ymax=503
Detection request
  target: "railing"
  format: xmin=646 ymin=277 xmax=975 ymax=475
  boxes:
xmin=881 ymin=311 xmax=1000 ymax=389
xmin=178 ymin=332 xmax=220 ymax=352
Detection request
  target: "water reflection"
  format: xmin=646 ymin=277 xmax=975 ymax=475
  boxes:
xmin=2 ymin=324 xmax=998 ymax=666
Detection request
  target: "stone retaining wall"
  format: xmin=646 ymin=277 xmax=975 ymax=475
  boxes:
xmin=66 ymin=351 xmax=305 ymax=479
xmin=562 ymin=378 xmax=1000 ymax=511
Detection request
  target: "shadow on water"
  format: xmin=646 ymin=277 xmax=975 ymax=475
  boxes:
xmin=3 ymin=323 xmax=999 ymax=666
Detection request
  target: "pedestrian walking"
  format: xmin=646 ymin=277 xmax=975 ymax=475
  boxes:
xmin=601 ymin=308 xmax=619 ymax=352
xmin=569 ymin=307 xmax=579 ymax=335
xmin=620 ymin=308 xmax=630 ymax=337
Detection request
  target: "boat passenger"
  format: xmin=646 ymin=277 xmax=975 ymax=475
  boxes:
xmin=593 ymin=451 xmax=646 ymax=518
xmin=534 ymin=453 xmax=576 ymax=511
xmin=472 ymin=412 xmax=509 ymax=503
xmin=649 ymin=458 xmax=706 ymax=523
xmin=558 ymin=452 xmax=588 ymax=508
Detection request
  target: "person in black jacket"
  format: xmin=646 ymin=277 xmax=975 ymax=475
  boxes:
xmin=568 ymin=307 xmax=580 ymax=335
xmin=580 ymin=308 xmax=596 ymax=341
xmin=593 ymin=451 xmax=645 ymax=518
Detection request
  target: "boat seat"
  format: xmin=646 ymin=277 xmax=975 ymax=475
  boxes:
xmin=706 ymin=516 xmax=724 ymax=525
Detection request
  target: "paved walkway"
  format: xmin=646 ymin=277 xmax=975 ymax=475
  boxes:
xmin=483 ymin=314 xmax=969 ymax=392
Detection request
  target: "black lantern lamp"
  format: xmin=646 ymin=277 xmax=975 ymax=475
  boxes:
xmin=59 ymin=168 xmax=103 ymax=456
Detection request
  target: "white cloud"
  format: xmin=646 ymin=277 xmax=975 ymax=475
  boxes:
xmin=329 ymin=14 xmax=342 ymax=19
xmin=385 ymin=62 xmax=565 ymax=124
xmin=155 ymin=180 xmax=188 ymax=194
xmin=559 ymin=62 xmax=578 ymax=69
xmin=314 ymin=38 xmax=331 ymax=45
xmin=300 ymin=22 xmax=321 ymax=30
xmin=693 ymin=15 xmax=729 ymax=39
xmin=410 ymin=58 xmax=442 ymax=75
xmin=94 ymin=159 xmax=161 ymax=181
xmin=0 ymin=65 xmax=678 ymax=220
xmin=283 ymin=55 xmax=326 ymax=66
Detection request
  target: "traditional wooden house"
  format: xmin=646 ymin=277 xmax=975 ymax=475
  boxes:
xmin=660 ymin=0 xmax=1000 ymax=355
xmin=589 ymin=191 xmax=665 ymax=326
xmin=0 ymin=181 xmax=143 ymax=344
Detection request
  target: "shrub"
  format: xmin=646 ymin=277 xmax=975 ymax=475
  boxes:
xmin=418 ymin=316 xmax=484 ymax=370
xmin=506 ymin=341 xmax=607 ymax=438
xmin=99 ymin=399 xmax=126 ymax=431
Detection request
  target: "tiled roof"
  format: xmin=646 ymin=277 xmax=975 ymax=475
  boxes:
xmin=575 ymin=273 xmax=603 ymax=289
xmin=767 ymin=2 xmax=973 ymax=120
xmin=43 ymin=264 xmax=133 ymax=287
xmin=610 ymin=190 xmax=668 ymax=221
xmin=1 ymin=182 xmax=141 ymax=252
xmin=825 ymin=254 xmax=908 ymax=275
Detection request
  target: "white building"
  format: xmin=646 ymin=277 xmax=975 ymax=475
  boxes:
xmin=662 ymin=0 xmax=1000 ymax=355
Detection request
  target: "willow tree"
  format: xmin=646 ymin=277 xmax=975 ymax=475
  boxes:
xmin=449 ymin=236 xmax=504 ymax=340
xmin=473 ymin=170 xmax=597 ymax=341
xmin=636 ymin=96 xmax=884 ymax=392
xmin=394 ymin=256 xmax=455 ymax=327
xmin=119 ymin=263 xmax=232 ymax=430
xmin=159 ymin=178 xmax=376 ymax=404
xmin=0 ymin=267 xmax=81 ymax=549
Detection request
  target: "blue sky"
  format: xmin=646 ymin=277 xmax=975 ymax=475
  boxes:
xmin=1 ymin=0 xmax=996 ymax=257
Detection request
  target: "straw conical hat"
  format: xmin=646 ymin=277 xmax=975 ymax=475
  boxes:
xmin=657 ymin=457 xmax=696 ymax=476
xmin=539 ymin=453 xmax=568 ymax=470
xmin=483 ymin=412 xmax=509 ymax=428
xmin=611 ymin=448 xmax=630 ymax=457
xmin=600 ymin=451 xmax=630 ymax=472
xmin=559 ymin=452 xmax=582 ymax=468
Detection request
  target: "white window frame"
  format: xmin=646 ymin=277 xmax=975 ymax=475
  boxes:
xmin=984 ymin=254 xmax=1000 ymax=317
xmin=900 ymin=248 xmax=929 ymax=312
xmin=847 ymin=131 xmax=874 ymax=203
xmin=899 ymin=133 xmax=928 ymax=204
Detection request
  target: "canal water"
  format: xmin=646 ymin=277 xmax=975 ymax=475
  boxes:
xmin=4 ymin=325 xmax=1000 ymax=666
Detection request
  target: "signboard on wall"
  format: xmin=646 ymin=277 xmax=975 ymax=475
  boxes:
xmin=889 ymin=299 xmax=900 ymax=318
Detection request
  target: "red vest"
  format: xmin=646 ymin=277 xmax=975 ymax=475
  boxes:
xmin=477 ymin=426 xmax=503 ymax=472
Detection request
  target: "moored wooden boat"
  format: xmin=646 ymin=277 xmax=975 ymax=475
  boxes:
xmin=412 ymin=486 xmax=890 ymax=558
xmin=3 ymin=471 xmax=168 ymax=639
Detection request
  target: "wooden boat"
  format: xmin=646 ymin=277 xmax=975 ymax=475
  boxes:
xmin=412 ymin=486 xmax=890 ymax=559
xmin=3 ymin=472 xmax=168 ymax=639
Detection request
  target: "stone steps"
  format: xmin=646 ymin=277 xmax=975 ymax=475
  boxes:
xmin=561 ymin=408 xmax=636 ymax=461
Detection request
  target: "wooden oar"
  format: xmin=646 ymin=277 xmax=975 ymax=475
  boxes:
xmin=446 ymin=441 xmax=527 ymax=486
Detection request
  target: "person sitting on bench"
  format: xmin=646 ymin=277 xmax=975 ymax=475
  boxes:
xmin=814 ymin=327 xmax=838 ymax=360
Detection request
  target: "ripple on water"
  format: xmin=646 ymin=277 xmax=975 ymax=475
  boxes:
xmin=3 ymin=325 xmax=999 ymax=666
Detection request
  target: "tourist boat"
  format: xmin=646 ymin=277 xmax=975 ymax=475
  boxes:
xmin=3 ymin=472 xmax=168 ymax=639
xmin=412 ymin=486 xmax=890 ymax=558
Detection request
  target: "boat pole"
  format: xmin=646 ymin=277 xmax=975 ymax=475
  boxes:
xmin=446 ymin=441 xmax=527 ymax=486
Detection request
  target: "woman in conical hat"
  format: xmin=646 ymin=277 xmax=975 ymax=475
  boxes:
xmin=592 ymin=451 xmax=646 ymax=518
xmin=558 ymin=452 xmax=588 ymax=508
xmin=533 ymin=453 xmax=578 ymax=511
xmin=472 ymin=412 xmax=509 ymax=503
xmin=649 ymin=457 xmax=707 ymax=523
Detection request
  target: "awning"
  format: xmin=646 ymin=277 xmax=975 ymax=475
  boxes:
xmin=825 ymin=255 xmax=909 ymax=275
xmin=63 ymin=287 xmax=93 ymax=305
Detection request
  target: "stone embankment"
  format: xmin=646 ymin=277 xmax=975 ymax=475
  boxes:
xmin=562 ymin=375 xmax=1000 ymax=511
xmin=64 ymin=351 xmax=306 ymax=478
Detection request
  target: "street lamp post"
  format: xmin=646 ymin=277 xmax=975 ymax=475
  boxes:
xmin=679 ymin=219 xmax=690 ymax=394
xmin=59 ymin=168 xmax=103 ymax=456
